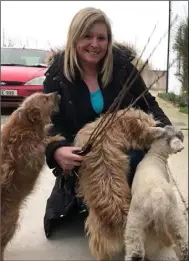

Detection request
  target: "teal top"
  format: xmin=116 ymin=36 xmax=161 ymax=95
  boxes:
xmin=90 ymin=88 xmax=104 ymax=114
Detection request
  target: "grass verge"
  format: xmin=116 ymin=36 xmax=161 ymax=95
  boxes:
xmin=158 ymin=92 xmax=188 ymax=114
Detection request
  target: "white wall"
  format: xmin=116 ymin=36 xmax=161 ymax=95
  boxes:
xmin=168 ymin=59 xmax=182 ymax=95
xmin=168 ymin=1 xmax=188 ymax=95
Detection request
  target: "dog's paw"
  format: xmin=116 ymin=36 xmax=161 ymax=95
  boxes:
xmin=148 ymin=126 xmax=166 ymax=139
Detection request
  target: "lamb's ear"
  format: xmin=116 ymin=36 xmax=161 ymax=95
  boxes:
xmin=169 ymin=137 xmax=184 ymax=153
xmin=27 ymin=107 xmax=41 ymax=123
xmin=164 ymin=126 xmax=184 ymax=142
xmin=147 ymin=126 xmax=166 ymax=139
xmin=176 ymin=129 xmax=184 ymax=142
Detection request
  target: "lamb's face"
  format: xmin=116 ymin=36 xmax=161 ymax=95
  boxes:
xmin=164 ymin=126 xmax=184 ymax=154
xmin=169 ymin=136 xmax=184 ymax=153
xmin=21 ymin=92 xmax=60 ymax=125
xmin=164 ymin=125 xmax=184 ymax=141
xmin=152 ymin=125 xmax=184 ymax=154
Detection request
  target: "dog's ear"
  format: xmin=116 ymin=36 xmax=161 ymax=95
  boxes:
xmin=27 ymin=107 xmax=41 ymax=123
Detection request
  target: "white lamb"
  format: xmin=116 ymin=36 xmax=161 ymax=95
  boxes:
xmin=124 ymin=125 xmax=188 ymax=261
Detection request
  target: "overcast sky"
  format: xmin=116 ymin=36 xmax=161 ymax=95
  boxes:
xmin=1 ymin=1 xmax=188 ymax=70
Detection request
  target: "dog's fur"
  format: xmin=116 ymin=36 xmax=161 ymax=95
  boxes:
xmin=124 ymin=125 xmax=188 ymax=261
xmin=1 ymin=92 xmax=60 ymax=259
xmin=74 ymin=108 xmax=166 ymax=260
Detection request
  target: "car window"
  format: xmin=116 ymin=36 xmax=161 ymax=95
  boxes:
xmin=1 ymin=48 xmax=50 ymax=67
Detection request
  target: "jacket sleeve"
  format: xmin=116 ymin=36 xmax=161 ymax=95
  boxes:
xmin=126 ymin=62 xmax=172 ymax=127
xmin=43 ymin=73 xmax=70 ymax=169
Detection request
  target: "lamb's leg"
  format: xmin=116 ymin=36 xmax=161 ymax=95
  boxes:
xmin=167 ymin=206 xmax=188 ymax=261
xmin=124 ymin=208 xmax=146 ymax=261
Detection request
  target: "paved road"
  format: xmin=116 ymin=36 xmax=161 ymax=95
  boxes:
xmin=1 ymin=95 xmax=188 ymax=260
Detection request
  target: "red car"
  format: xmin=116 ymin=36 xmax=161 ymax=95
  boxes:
xmin=1 ymin=47 xmax=51 ymax=107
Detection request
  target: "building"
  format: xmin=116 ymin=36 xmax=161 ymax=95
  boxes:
xmin=142 ymin=69 xmax=167 ymax=91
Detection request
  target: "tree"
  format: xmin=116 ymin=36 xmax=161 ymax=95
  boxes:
xmin=173 ymin=16 xmax=188 ymax=95
xmin=2 ymin=28 xmax=16 ymax=47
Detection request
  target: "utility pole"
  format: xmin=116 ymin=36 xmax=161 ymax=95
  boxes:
xmin=3 ymin=28 xmax=6 ymax=47
xmin=166 ymin=0 xmax=171 ymax=93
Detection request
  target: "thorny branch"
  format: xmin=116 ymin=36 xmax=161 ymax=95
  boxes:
xmin=90 ymin=59 xmax=176 ymax=149
xmin=81 ymin=16 xmax=178 ymax=153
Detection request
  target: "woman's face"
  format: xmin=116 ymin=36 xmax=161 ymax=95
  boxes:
xmin=76 ymin=23 xmax=109 ymax=66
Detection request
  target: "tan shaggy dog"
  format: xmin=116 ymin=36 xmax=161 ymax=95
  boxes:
xmin=74 ymin=108 xmax=165 ymax=260
xmin=0 ymin=92 xmax=61 ymax=260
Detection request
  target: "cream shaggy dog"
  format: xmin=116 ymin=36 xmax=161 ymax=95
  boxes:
xmin=124 ymin=125 xmax=188 ymax=261
xmin=74 ymin=108 xmax=166 ymax=260
xmin=1 ymin=92 xmax=60 ymax=260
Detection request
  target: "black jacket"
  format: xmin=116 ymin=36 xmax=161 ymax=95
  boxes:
xmin=43 ymin=45 xmax=172 ymax=169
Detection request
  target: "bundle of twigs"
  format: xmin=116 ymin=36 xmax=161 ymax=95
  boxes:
xmin=80 ymin=16 xmax=178 ymax=155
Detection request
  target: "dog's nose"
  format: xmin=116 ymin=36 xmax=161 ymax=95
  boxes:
xmin=50 ymin=92 xmax=61 ymax=102
xmin=55 ymin=92 xmax=61 ymax=102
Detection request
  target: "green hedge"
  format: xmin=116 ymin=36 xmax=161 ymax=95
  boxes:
xmin=173 ymin=17 xmax=188 ymax=94
xmin=158 ymin=92 xmax=188 ymax=114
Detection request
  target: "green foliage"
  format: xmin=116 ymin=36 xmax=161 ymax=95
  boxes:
xmin=158 ymin=92 xmax=176 ymax=102
xmin=173 ymin=17 xmax=188 ymax=93
xmin=158 ymin=92 xmax=188 ymax=114
xmin=179 ymin=106 xmax=188 ymax=114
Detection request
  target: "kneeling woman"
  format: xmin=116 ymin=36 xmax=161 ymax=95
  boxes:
xmin=43 ymin=7 xmax=172 ymax=238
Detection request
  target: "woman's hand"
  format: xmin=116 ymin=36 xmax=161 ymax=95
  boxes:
xmin=54 ymin=146 xmax=84 ymax=171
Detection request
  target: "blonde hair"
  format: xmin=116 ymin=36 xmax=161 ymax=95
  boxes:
xmin=64 ymin=7 xmax=113 ymax=88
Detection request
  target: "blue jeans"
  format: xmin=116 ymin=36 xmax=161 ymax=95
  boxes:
xmin=127 ymin=149 xmax=146 ymax=187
